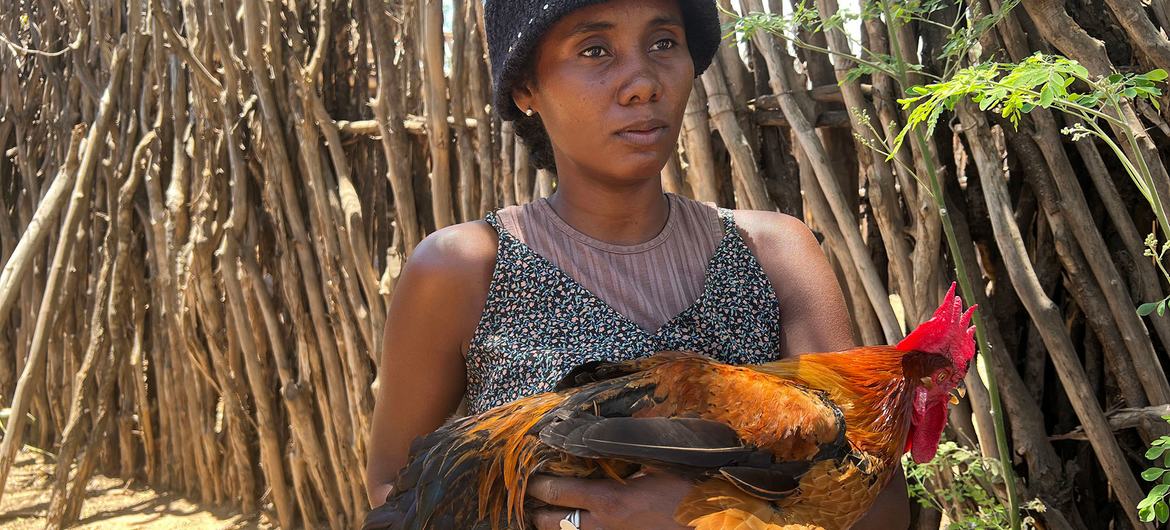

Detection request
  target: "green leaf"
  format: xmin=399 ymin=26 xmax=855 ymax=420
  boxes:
xmin=1141 ymin=505 xmax=1155 ymax=522
xmin=1159 ymin=300 xmax=1167 ymax=317
xmin=1157 ymin=500 xmax=1169 ymax=523
xmin=1151 ymin=483 xmax=1170 ymax=498
xmin=1148 ymin=446 xmax=1168 ymax=460
xmin=1147 ymin=69 xmax=1169 ymax=82
xmin=1143 ymin=468 xmax=1166 ymax=481
xmin=1139 ymin=302 xmax=1160 ymax=316
xmin=1039 ymin=85 xmax=1056 ymax=107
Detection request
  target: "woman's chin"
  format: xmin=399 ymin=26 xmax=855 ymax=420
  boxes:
xmin=606 ymin=160 xmax=671 ymax=184
xmin=606 ymin=151 xmax=672 ymax=179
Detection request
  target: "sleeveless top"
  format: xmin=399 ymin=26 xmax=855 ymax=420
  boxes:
xmin=465 ymin=198 xmax=783 ymax=415
xmin=495 ymin=193 xmax=723 ymax=333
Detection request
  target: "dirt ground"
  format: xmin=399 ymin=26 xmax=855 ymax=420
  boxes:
xmin=0 ymin=449 xmax=268 ymax=529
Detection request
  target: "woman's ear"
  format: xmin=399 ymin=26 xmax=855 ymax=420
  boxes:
xmin=512 ymin=81 xmax=536 ymax=116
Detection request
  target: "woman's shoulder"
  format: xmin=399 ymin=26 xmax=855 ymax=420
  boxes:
xmin=407 ymin=218 xmax=499 ymax=275
xmin=397 ymin=218 xmax=498 ymax=308
xmin=729 ymin=209 xmax=820 ymax=254
xmin=726 ymin=208 xmax=830 ymax=301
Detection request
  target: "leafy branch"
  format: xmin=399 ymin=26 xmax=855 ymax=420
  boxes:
xmin=892 ymin=52 xmax=1170 ymax=305
xmin=904 ymin=441 xmax=1044 ymax=529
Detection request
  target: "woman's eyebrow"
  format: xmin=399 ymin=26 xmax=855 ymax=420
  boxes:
xmin=647 ymin=15 xmax=685 ymax=30
xmin=564 ymin=20 xmax=616 ymax=38
xmin=563 ymin=14 xmax=684 ymax=39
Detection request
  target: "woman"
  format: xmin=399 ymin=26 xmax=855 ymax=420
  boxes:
xmin=365 ymin=0 xmax=910 ymax=528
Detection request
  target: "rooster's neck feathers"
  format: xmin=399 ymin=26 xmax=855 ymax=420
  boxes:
xmin=754 ymin=347 xmax=923 ymax=458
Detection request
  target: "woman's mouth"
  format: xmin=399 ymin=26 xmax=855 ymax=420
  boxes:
xmin=617 ymin=128 xmax=667 ymax=146
xmin=616 ymin=119 xmax=669 ymax=147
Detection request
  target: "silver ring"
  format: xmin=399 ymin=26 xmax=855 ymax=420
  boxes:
xmin=559 ymin=509 xmax=582 ymax=530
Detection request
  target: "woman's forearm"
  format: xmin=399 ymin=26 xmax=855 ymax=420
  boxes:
xmin=850 ymin=467 xmax=911 ymax=529
xmin=368 ymin=482 xmax=395 ymax=508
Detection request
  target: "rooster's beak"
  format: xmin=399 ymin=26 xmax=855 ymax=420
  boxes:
xmin=948 ymin=384 xmax=966 ymax=405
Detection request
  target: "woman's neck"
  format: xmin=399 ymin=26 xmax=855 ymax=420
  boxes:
xmin=544 ymin=179 xmax=670 ymax=246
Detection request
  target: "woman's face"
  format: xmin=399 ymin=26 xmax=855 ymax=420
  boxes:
xmin=514 ymin=0 xmax=694 ymax=184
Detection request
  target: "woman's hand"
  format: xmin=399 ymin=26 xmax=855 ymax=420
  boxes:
xmin=528 ymin=468 xmax=693 ymax=530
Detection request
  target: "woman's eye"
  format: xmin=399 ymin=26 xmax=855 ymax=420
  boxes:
xmin=581 ymin=46 xmax=609 ymax=58
xmin=651 ymin=39 xmax=677 ymax=51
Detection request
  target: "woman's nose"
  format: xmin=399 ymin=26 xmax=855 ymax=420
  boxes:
xmin=616 ymin=54 xmax=663 ymax=106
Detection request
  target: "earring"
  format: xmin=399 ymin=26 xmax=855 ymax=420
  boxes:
xmin=524 ymin=107 xmax=534 ymax=117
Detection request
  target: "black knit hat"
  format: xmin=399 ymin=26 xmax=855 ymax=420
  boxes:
xmin=485 ymin=0 xmax=722 ymax=122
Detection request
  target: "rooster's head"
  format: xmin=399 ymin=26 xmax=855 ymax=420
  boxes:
xmin=897 ymin=283 xmax=977 ymax=463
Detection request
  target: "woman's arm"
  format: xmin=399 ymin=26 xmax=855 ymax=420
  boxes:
xmin=739 ymin=210 xmax=911 ymax=529
xmin=365 ymin=222 xmax=498 ymax=506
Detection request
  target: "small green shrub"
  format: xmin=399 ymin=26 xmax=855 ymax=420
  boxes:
xmin=904 ymin=441 xmax=1043 ymax=529
xmin=1138 ymin=415 xmax=1170 ymax=524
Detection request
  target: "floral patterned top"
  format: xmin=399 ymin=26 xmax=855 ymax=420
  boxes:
xmin=464 ymin=206 xmax=782 ymax=414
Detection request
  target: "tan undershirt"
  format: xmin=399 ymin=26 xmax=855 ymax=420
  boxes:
xmin=495 ymin=192 xmax=724 ymax=334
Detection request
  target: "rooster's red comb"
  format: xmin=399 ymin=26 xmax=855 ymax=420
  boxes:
xmin=896 ymin=283 xmax=977 ymax=372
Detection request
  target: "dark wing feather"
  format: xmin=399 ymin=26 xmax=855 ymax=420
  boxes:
xmin=718 ymin=463 xmax=811 ymax=501
xmin=540 ymin=416 xmax=759 ymax=468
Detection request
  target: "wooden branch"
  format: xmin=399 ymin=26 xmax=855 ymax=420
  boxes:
xmin=420 ymin=0 xmax=455 ymax=229
xmin=701 ymin=54 xmax=774 ymax=211
xmin=1051 ymin=405 xmax=1170 ymax=441
xmin=465 ymin=4 xmax=496 ymax=218
xmin=744 ymin=0 xmax=901 ymax=342
xmin=364 ymin=0 xmax=422 ymax=254
xmin=219 ymin=79 xmax=295 ymax=526
xmin=813 ymin=0 xmax=917 ymax=323
xmin=0 ymin=129 xmax=82 ymax=333
xmin=751 ymin=83 xmax=871 ymax=109
xmin=1072 ymin=132 xmax=1170 ymax=356
xmin=754 ymin=109 xmax=852 ymax=128
xmin=681 ymin=80 xmax=720 ymax=204
xmin=1023 ymin=0 xmax=1170 ymax=230
xmin=0 ymin=43 xmax=128 ymax=502
xmin=1025 ymin=109 xmax=1170 ymax=405
xmin=337 ymin=115 xmax=477 ymax=136
xmin=148 ymin=0 xmax=222 ymax=94
xmin=1103 ymin=0 xmax=1170 ymax=75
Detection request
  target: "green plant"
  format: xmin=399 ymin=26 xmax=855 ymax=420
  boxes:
xmin=904 ymin=442 xmax=1043 ymax=529
xmin=888 ymin=54 xmax=1170 ymax=311
xmin=892 ymin=54 xmax=1169 ymax=244
xmin=1138 ymin=415 xmax=1170 ymax=524
xmin=1141 ymin=234 xmax=1170 ymax=317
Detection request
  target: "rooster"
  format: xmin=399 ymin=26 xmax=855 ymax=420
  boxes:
xmin=364 ymin=285 xmax=976 ymax=530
